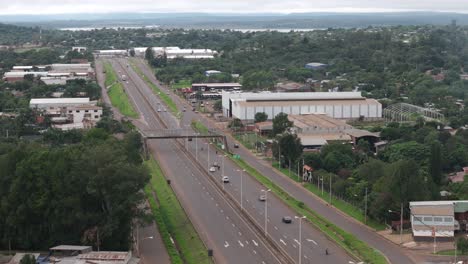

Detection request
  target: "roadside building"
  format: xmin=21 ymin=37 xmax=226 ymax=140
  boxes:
xmin=254 ymin=121 xmax=273 ymax=136
xmin=72 ymin=46 xmax=87 ymax=53
xmin=222 ymin=91 xmax=382 ymax=121
xmin=410 ymin=200 xmax=468 ymax=239
xmin=33 ymin=245 xmax=139 ymax=264
xmin=205 ymin=70 xmax=222 ymax=77
xmin=95 ymin=49 xmax=128 ymax=57
xmin=275 ymin=82 xmax=310 ymax=92
xmin=30 ymin=98 xmax=93 ymax=109
xmin=305 ymin=62 xmax=327 ymax=70
xmin=132 ymin=47 xmax=149 ymax=57
xmin=449 ymin=167 xmax=468 ymax=183
xmin=192 ymin=83 xmax=242 ymax=92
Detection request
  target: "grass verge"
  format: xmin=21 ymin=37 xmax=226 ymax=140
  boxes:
xmin=172 ymin=79 xmax=192 ymax=89
xmin=144 ymin=157 xmax=212 ymax=264
xmin=436 ymin=249 xmax=466 ymax=256
xmin=272 ymin=162 xmax=385 ymax=231
xmin=128 ymin=61 xmax=179 ymax=116
xmin=192 ymin=121 xmax=388 ymax=264
xmin=103 ymin=62 xmax=138 ymax=118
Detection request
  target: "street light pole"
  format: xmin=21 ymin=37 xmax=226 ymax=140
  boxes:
xmin=364 ymin=187 xmax=368 ymax=224
xmin=262 ymin=189 xmax=271 ymax=236
xmin=400 ymin=202 xmax=403 ymax=244
xmin=237 ymin=169 xmax=245 ymax=210
xmin=222 ymin=155 xmax=225 ymax=190
xmin=195 ymin=133 xmax=198 ymax=161
xmin=295 ymin=216 xmax=306 ymax=264
xmin=329 ymin=175 xmax=332 ymax=204
xmin=321 ymin=177 xmax=324 ymax=196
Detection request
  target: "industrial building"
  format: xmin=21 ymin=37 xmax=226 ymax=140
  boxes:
xmin=3 ymin=71 xmax=48 ymax=82
xmin=4 ymin=63 xmax=94 ymax=83
xmin=192 ymin=83 xmax=242 ymax=92
xmin=288 ymin=113 xmax=380 ymax=149
xmin=30 ymin=98 xmax=102 ymax=130
xmin=95 ymin=50 xmax=128 ymax=56
xmin=222 ymin=91 xmax=382 ymax=121
xmin=410 ymin=200 xmax=468 ymax=239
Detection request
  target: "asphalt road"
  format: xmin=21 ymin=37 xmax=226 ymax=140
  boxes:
xmin=105 ymin=58 xmax=285 ymax=264
xmin=116 ymin=57 xmax=357 ymax=264
xmin=128 ymin=57 xmax=419 ymax=264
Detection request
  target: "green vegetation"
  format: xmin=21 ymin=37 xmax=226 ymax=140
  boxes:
xmin=172 ymin=79 xmax=191 ymax=89
xmin=0 ymin=129 xmax=149 ymax=250
xmin=191 ymin=121 xmax=387 ymax=264
xmin=103 ymin=62 xmax=138 ymax=118
xmin=436 ymin=249 xmax=465 ymax=256
xmin=128 ymin=61 xmax=178 ymax=116
xmin=144 ymin=157 xmax=212 ymax=264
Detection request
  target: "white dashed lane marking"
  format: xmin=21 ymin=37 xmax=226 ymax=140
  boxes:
xmin=224 ymin=241 xmax=229 ymax=248
xmin=307 ymin=239 xmax=318 ymax=245
xmin=280 ymin=239 xmax=287 ymax=246
xmin=238 ymin=240 xmax=244 ymax=247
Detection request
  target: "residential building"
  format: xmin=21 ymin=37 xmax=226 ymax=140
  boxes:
xmin=72 ymin=46 xmax=87 ymax=53
xmin=222 ymin=91 xmax=382 ymax=121
xmin=410 ymin=200 xmax=468 ymax=239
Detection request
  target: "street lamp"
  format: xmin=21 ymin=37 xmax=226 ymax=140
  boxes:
xmin=320 ymin=177 xmax=324 ymax=196
xmin=294 ymin=216 xmax=306 ymax=264
xmin=137 ymin=232 xmax=154 ymax=257
xmin=237 ymin=169 xmax=246 ymax=210
xmin=195 ymin=132 xmax=199 ymax=161
xmin=262 ymin=189 xmax=271 ymax=236
xmin=220 ymin=154 xmax=227 ymax=190
xmin=388 ymin=202 xmax=404 ymax=244
xmin=205 ymin=142 xmax=212 ymax=168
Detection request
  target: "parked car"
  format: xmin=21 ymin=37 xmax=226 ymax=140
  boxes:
xmin=282 ymin=216 xmax=292 ymax=224
xmin=222 ymin=176 xmax=230 ymax=183
xmin=259 ymin=195 xmax=266 ymax=201
xmin=209 ymin=166 xmax=216 ymax=172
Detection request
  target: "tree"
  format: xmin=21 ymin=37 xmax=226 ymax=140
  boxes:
xmin=145 ymin=47 xmax=154 ymax=64
xmin=272 ymin=112 xmax=292 ymax=136
xmin=228 ymin=118 xmax=243 ymax=131
xmin=457 ymin=236 xmax=468 ymax=255
xmin=429 ymin=142 xmax=442 ymax=185
xmin=129 ymin=49 xmax=135 ymax=57
xmin=254 ymin=112 xmax=268 ymax=123
xmin=20 ymin=254 xmax=35 ymax=264
xmin=278 ymin=133 xmax=303 ymax=165
xmin=213 ymin=100 xmax=222 ymax=112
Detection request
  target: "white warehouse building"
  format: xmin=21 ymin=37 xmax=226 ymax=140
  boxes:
xmin=222 ymin=91 xmax=382 ymax=121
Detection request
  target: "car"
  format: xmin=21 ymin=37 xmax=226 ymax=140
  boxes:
xmin=209 ymin=166 xmax=216 ymax=172
xmin=259 ymin=195 xmax=266 ymax=202
xmin=192 ymin=107 xmax=196 ymax=111
xmin=222 ymin=176 xmax=230 ymax=183
xmin=182 ymin=108 xmax=186 ymax=112
xmin=234 ymin=143 xmax=239 ymax=148
xmin=213 ymin=162 xmax=220 ymax=169
xmin=188 ymin=138 xmax=192 ymax=141
xmin=157 ymin=109 xmax=161 ymax=112
xmin=163 ymin=109 xmax=167 ymax=112
xmin=195 ymin=110 xmax=199 ymax=113
xmin=282 ymin=216 xmax=292 ymax=224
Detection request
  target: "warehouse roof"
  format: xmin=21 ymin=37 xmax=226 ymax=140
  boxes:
xmin=289 ymin=114 xmax=351 ymax=130
xmin=192 ymin=83 xmax=242 ymax=88
xmin=235 ymin=98 xmax=380 ymax=107
xmin=30 ymin=98 xmax=90 ymax=105
xmin=226 ymin=91 xmax=366 ymax=102
xmin=344 ymin=128 xmax=380 ymax=138
xmin=50 ymin=245 xmax=92 ymax=251
xmin=4 ymin=71 xmax=48 ymax=77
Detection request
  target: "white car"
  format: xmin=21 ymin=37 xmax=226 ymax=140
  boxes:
xmin=157 ymin=109 xmax=161 ymax=112
xmin=209 ymin=166 xmax=216 ymax=172
xmin=222 ymin=176 xmax=230 ymax=183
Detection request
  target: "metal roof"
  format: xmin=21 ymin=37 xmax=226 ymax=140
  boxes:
xmin=30 ymin=98 xmax=90 ymax=105
xmin=225 ymin=91 xmax=366 ymax=102
xmin=192 ymin=83 xmax=242 ymax=88
xmin=235 ymin=98 xmax=380 ymax=107
xmin=50 ymin=245 xmax=92 ymax=251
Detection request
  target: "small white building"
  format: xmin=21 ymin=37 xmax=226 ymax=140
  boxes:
xmin=30 ymin=98 xmax=93 ymax=109
xmin=410 ymin=200 xmax=468 ymax=239
xmin=72 ymin=46 xmax=87 ymax=53
xmin=95 ymin=50 xmax=128 ymax=56
xmin=222 ymin=91 xmax=382 ymax=121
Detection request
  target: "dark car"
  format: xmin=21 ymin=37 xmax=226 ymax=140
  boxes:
xmin=282 ymin=216 xmax=292 ymax=224
xmin=234 ymin=143 xmax=239 ymax=148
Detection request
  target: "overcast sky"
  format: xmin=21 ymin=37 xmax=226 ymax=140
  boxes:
xmin=1 ymin=0 xmax=467 ymax=15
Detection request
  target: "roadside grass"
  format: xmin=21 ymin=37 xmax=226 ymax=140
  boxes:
xmin=233 ymin=132 xmax=266 ymax=151
xmin=128 ymin=61 xmax=179 ymax=116
xmin=103 ymin=62 xmax=138 ymax=118
xmin=172 ymin=79 xmax=192 ymax=89
xmin=144 ymin=157 xmax=212 ymax=264
xmin=272 ymin=162 xmax=386 ymax=231
xmin=436 ymin=249 xmax=465 ymax=256
xmin=192 ymin=121 xmax=388 ymax=264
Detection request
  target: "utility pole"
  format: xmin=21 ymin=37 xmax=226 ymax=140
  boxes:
xmin=263 ymin=189 xmax=271 ymax=236
xmin=400 ymin=202 xmax=403 ymax=244
xmin=364 ymin=187 xmax=368 ymax=224
xmin=329 ymin=175 xmax=332 ymax=204
xmin=195 ymin=133 xmax=198 ymax=161
xmin=295 ymin=216 xmax=306 ymax=264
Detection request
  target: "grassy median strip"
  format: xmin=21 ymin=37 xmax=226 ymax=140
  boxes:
xmin=192 ymin=121 xmax=388 ymax=264
xmin=144 ymin=157 xmax=212 ymax=264
xmin=129 ymin=61 xmax=179 ymax=116
xmin=103 ymin=62 xmax=138 ymax=118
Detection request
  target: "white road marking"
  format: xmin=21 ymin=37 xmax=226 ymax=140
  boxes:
xmin=216 ymin=203 xmax=218 ymax=207
xmin=232 ymin=223 xmax=235 ymax=227
xmin=274 ymin=226 xmax=278 ymax=230
xmin=220 ymin=209 xmax=224 ymax=213
xmin=252 ymin=240 xmax=258 ymax=246
xmin=283 ymin=235 xmax=287 ymax=239
xmin=238 ymin=240 xmax=244 ymax=247
xmin=238 ymin=232 xmax=242 ymax=236
xmin=293 ymin=244 xmax=296 ymax=248
xmin=294 ymin=239 xmax=300 ymax=245
xmin=253 ymin=250 xmax=257 ymax=255
xmin=307 ymin=239 xmax=318 ymax=245
xmin=280 ymin=239 xmax=287 ymax=246
xmin=211 ymin=197 xmax=214 ymax=200
xmin=226 ymin=216 xmax=229 ymax=220
xmin=224 ymin=241 xmax=229 ymax=248
xmin=304 ymin=255 xmax=308 ymax=259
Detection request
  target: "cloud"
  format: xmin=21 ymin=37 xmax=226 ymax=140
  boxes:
xmin=0 ymin=0 xmax=467 ymax=14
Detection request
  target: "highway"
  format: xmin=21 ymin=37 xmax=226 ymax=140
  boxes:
xmin=128 ymin=57 xmax=419 ymax=264
xmin=102 ymin=57 xmax=355 ymax=263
